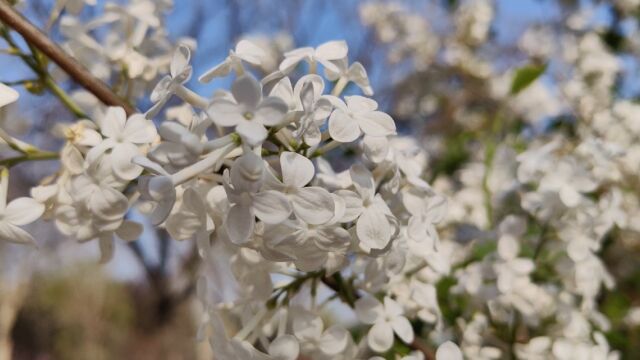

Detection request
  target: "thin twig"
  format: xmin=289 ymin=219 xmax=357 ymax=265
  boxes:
xmin=0 ymin=0 xmax=137 ymax=116
xmin=0 ymin=151 xmax=58 ymax=167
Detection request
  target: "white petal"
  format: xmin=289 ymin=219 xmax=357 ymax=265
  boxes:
xmin=293 ymin=311 xmax=324 ymax=340
xmin=319 ymin=325 xmax=349 ymax=355
xmin=252 ymin=190 xmax=292 ymax=223
xmin=350 ymin=164 xmax=375 ymax=201
xmin=559 ymin=185 xmax=581 ymax=207
xmin=436 ymin=342 xmax=463 ymax=360
xmin=279 ymin=54 xmax=304 ymax=73
xmin=355 ymin=295 xmax=384 ymax=324
xmin=347 ymin=62 xmax=374 ymax=95
xmin=100 ymin=107 xmax=127 ymax=138
xmin=329 ymin=109 xmax=361 ymax=142
xmin=384 ymin=297 xmax=404 ymax=317
xmin=207 ymin=98 xmax=244 ymax=127
xmin=315 ymin=40 xmax=348 ymax=61
xmin=391 ymin=316 xmax=414 ymax=344
xmin=268 ymin=335 xmax=299 ymax=360
xmin=236 ymin=121 xmax=268 ymax=146
xmin=357 ymin=207 xmax=391 ymax=251
xmin=498 ymin=235 xmax=519 ymax=260
xmin=236 ymin=40 xmax=266 ymax=64
xmin=170 ymin=44 xmax=191 ymax=79
xmin=292 ymin=187 xmax=335 ymax=225
xmin=345 ymin=96 xmax=378 ymax=113
xmin=232 ymin=74 xmax=262 ymax=109
xmin=255 ymin=97 xmax=288 ymax=126
xmin=0 ymin=82 xmax=19 ymax=108
xmin=89 ymin=186 xmax=128 ymax=221
xmin=363 ymin=135 xmax=389 ymax=163
xmin=132 ymin=156 xmax=169 ymax=176
xmin=280 ymin=151 xmax=315 ymax=188
xmin=85 ymin=138 xmax=116 ymax=165
xmin=335 ymin=189 xmax=364 ymax=222
xmin=0 ymin=223 xmax=35 ymax=244
xmin=61 ymin=143 xmax=85 ymax=174
xmin=316 ymin=226 xmax=351 ymax=252
xmin=225 ymin=204 xmax=254 ymax=245
xmin=150 ymin=77 xmax=170 ymax=100
xmin=328 ymin=193 xmax=346 ymax=224
xmin=111 ymin=143 xmax=143 ymax=180
xmin=123 ymin=114 xmax=157 ymax=144
xmin=368 ymin=321 xmax=394 ymax=353
xmin=316 ymin=58 xmax=341 ymax=74
xmin=302 ymin=122 xmax=321 ymax=146
xmin=357 ymin=111 xmax=396 ymax=137
xmin=230 ymin=152 xmax=264 ymax=193
xmin=5 ymin=197 xmax=45 ymax=225
xmin=77 ymin=128 xmax=102 ymax=147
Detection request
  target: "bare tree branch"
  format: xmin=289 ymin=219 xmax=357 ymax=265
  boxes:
xmin=0 ymin=0 xmax=137 ymax=116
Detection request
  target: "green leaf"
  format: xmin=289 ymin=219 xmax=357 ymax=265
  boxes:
xmin=510 ymin=63 xmax=547 ymax=95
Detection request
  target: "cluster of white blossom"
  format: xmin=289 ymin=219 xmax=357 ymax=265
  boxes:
xmin=354 ymin=0 xmax=640 ymax=359
xmin=57 ymin=0 xmax=188 ymax=102
xmin=1 ymin=30 xmax=461 ymax=357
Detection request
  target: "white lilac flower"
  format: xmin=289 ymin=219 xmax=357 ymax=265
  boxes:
xmin=292 ymin=309 xmax=349 ymax=356
xmin=355 ymin=295 xmax=414 ymax=353
xmin=402 ymin=188 xmax=447 ymax=251
xmin=279 ymin=40 xmax=348 ymax=74
xmin=86 ymin=107 xmax=157 ymax=180
xmin=270 ymin=75 xmax=333 ymax=146
xmin=165 ymin=187 xmax=208 ymax=241
xmin=0 ymin=168 xmax=45 ymax=245
xmin=148 ymin=120 xmax=206 ymax=169
xmin=223 ymin=152 xmax=291 ymax=244
xmin=265 ymin=152 xmax=335 ymax=225
xmin=199 ymin=40 xmax=267 ymax=82
xmin=324 ymin=58 xmax=374 ymax=96
xmin=207 ymin=75 xmax=288 ymax=146
xmin=337 ymin=164 xmax=395 ymax=252
xmin=147 ymin=44 xmax=193 ymax=118
xmin=263 ymin=219 xmax=350 ymax=272
xmin=327 ymin=95 xmax=396 ymax=143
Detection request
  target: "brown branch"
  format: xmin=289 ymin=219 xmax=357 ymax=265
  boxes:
xmin=0 ymin=0 xmax=137 ymax=116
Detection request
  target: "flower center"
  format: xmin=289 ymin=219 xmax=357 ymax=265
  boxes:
xmin=243 ymin=111 xmax=254 ymax=120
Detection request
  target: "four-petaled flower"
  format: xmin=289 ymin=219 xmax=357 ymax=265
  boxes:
xmin=355 ymin=295 xmax=415 ymax=353
xmin=87 ymin=106 xmax=158 ymax=180
xmin=223 ymin=152 xmax=292 ymax=244
xmin=337 ymin=164 xmax=395 ymax=252
xmin=207 ymin=75 xmax=288 ymax=146
xmin=265 ymin=151 xmax=335 ymax=225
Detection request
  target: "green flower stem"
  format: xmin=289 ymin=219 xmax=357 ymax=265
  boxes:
xmin=0 ymin=2 xmax=137 ymax=115
xmin=42 ymin=76 xmax=88 ymax=119
xmin=0 ymin=150 xmax=58 ymax=167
